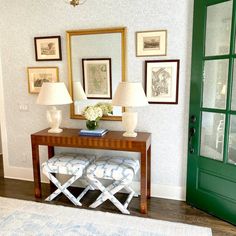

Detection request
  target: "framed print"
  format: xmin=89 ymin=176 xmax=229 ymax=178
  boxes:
xmin=34 ymin=36 xmax=62 ymax=61
xmin=136 ymin=30 xmax=167 ymax=57
xmin=145 ymin=60 xmax=180 ymax=104
xmin=82 ymin=58 xmax=112 ymax=99
xmin=27 ymin=67 xmax=59 ymax=94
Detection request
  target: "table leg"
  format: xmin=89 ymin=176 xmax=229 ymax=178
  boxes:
xmin=31 ymin=143 xmax=41 ymax=198
xmin=147 ymin=145 xmax=151 ymax=199
xmin=140 ymin=149 xmax=148 ymax=214
xmin=48 ymin=146 xmax=55 ymax=191
xmin=48 ymin=146 xmax=54 ymax=158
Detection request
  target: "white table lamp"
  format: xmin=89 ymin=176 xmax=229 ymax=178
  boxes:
xmin=112 ymin=82 xmax=148 ymax=137
xmin=37 ymin=82 xmax=73 ymax=133
xmin=73 ymin=82 xmax=87 ymax=114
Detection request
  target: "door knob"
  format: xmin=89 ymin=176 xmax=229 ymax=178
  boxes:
xmin=189 ymin=127 xmax=196 ymax=154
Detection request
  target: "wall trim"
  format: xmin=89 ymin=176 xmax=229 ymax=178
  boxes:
xmin=0 ymin=51 xmax=9 ymax=177
xmin=4 ymin=165 xmax=186 ymax=201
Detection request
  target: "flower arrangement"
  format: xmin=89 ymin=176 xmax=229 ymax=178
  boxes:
xmin=83 ymin=103 xmax=113 ymax=130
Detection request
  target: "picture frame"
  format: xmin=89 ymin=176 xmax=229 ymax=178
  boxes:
xmin=136 ymin=30 xmax=167 ymax=57
xmin=34 ymin=36 xmax=62 ymax=61
xmin=145 ymin=60 xmax=180 ymax=104
xmin=27 ymin=67 xmax=59 ymax=94
xmin=82 ymin=58 xmax=112 ymax=99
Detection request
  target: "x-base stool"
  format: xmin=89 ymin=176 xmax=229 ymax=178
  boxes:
xmin=42 ymin=153 xmax=95 ymax=206
xmin=86 ymin=156 xmax=140 ymax=214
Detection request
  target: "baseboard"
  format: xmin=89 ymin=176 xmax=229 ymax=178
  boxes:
xmin=4 ymin=166 xmax=186 ymax=201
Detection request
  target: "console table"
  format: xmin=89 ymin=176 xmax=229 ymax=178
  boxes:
xmin=31 ymin=128 xmax=151 ymax=214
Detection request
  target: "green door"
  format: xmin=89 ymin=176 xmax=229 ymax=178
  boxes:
xmin=187 ymin=0 xmax=236 ymax=225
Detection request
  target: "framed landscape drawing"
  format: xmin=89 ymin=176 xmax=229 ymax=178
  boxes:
xmin=145 ymin=60 xmax=180 ymax=104
xmin=27 ymin=67 xmax=59 ymax=94
xmin=82 ymin=58 xmax=112 ymax=99
xmin=136 ymin=30 xmax=167 ymax=57
xmin=34 ymin=36 xmax=62 ymax=61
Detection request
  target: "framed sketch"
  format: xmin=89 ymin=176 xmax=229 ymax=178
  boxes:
xmin=136 ymin=30 xmax=167 ymax=57
xmin=82 ymin=58 xmax=112 ymax=99
xmin=145 ymin=60 xmax=180 ymax=104
xmin=34 ymin=36 xmax=62 ymax=61
xmin=27 ymin=67 xmax=59 ymax=94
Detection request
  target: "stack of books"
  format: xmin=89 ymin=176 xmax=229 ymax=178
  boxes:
xmin=79 ymin=129 xmax=108 ymax=137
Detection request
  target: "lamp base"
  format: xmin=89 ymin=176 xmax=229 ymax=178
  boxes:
xmin=123 ymin=131 xmax=137 ymax=137
xmin=46 ymin=106 xmax=62 ymax=134
xmin=122 ymin=111 xmax=138 ymax=138
xmin=48 ymin=128 xmax=63 ymax=133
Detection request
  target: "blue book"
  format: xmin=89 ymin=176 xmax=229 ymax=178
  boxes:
xmin=79 ymin=129 xmax=108 ymax=137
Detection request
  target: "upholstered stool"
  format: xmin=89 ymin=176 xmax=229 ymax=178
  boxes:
xmin=42 ymin=153 xmax=95 ymax=206
xmin=86 ymin=156 xmax=140 ymax=214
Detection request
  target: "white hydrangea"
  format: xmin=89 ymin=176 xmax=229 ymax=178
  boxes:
xmin=83 ymin=106 xmax=103 ymax=121
xmin=95 ymin=103 xmax=113 ymax=116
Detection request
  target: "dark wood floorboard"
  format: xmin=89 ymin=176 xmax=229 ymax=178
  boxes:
xmin=0 ymin=177 xmax=235 ymax=235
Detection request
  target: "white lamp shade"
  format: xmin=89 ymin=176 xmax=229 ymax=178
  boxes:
xmin=37 ymin=82 xmax=73 ymax=105
xmin=112 ymin=82 xmax=148 ymax=107
xmin=73 ymin=82 xmax=87 ymax=101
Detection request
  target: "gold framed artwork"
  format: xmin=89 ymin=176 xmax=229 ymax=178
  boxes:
xmin=27 ymin=67 xmax=59 ymax=94
xmin=136 ymin=30 xmax=167 ymax=57
xmin=145 ymin=60 xmax=180 ymax=104
xmin=34 ymin=36 xmax=62 ymax=61
xmin=82 ymin=58 xmax=112 ymax=99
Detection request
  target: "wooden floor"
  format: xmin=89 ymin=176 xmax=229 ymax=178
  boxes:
xmin=0 ymin=156 xmax=235 ymax=235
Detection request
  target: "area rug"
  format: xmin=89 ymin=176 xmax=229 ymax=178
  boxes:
xmin=0 ymin=197 xmax=212 ymax=236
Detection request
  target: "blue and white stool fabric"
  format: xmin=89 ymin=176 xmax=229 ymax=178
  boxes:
xmin=86 ymin=156 xmax=140 ymax=214
xmin=42 ymin=153 xmax=95 ymax=206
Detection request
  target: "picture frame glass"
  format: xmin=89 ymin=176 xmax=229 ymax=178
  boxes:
xmin=137 ymin=30 xmax=167 ymax=57
xmin=82 ymin=59 xmax=112 ymax=99
xmin=35 ymin=36 xmax=61 ymax=61
xmin=28 ymin=67 xmax=59 ymax=93
xmin=145 ymin=60 xmax=179 ymax=104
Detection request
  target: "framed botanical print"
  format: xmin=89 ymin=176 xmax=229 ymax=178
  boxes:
xmin=136 ymin=30 xmax=167 ymax=57
xmin=34 ymin=36 xmax=62 ymax=61
xmin=82 ymin=58 xmax=112 ymax=99
xmin=27 ymin=67 xmax=59 ymax=94
xmin=145 ymin=60 xmax=180 ymax=104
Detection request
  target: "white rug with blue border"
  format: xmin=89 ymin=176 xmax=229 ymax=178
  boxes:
xmin=0 ymin=197 xmax=212 ymax=236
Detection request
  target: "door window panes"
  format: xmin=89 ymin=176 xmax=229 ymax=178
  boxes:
xmin=231 ymin=62 xmax=236 ymax=110
xmin=200 ymin=112 xmax=225 ymax=161
xmin=202 ymin=60 xmax=228 ymax=109
xmin=205 ymin=1 xmax=232 ymax=56
xmin=228 ymin=116 xmax=236 ymax=165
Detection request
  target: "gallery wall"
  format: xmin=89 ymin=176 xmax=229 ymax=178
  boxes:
xmin=0 ymin=0 xmax=194 ymax=200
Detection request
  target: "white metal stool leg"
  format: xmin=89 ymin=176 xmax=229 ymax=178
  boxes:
xmin=43 ymin=170 xmax=82 ymax=206
xmin=91 ymin=177 xmax=132 ymax=208
xmin=88 ymin=175 xmax=130 ymax=214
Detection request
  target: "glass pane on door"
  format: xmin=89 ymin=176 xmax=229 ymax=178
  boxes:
xmin=228 ymin=116 xmax=236 ymax=165
xmin=200 ymin=112 xmax=225 ymax=161
xmin=202 ymin=60 xmax=228 ymax=109
xmin=231 ymin=61 xmax=236 ymax=110
xmin=205 ymin=1 xmax=232 ymax=56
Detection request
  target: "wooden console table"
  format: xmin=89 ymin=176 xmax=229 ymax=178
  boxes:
xmin=31 ymin=128 xmax=151 ymax=214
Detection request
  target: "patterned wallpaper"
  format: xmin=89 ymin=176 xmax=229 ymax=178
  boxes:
xmin=0 ymin=0 xmax=194 ymax=197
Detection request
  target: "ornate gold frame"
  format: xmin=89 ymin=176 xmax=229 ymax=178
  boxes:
xmin=66 ymin=27 xmax=127 ymax=121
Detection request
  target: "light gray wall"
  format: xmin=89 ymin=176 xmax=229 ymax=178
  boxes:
xmin=0 ymin=126 xmax=2 ymax=154
xmin=0 ymin=0 xmax=194 ymax=199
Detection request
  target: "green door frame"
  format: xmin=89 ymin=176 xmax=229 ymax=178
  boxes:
xmin=187 ymin=0 xmax=236 ymax=225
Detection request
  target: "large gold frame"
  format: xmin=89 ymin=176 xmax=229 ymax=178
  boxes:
xmin=66 ymin=27 xmax=127 ymax=121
